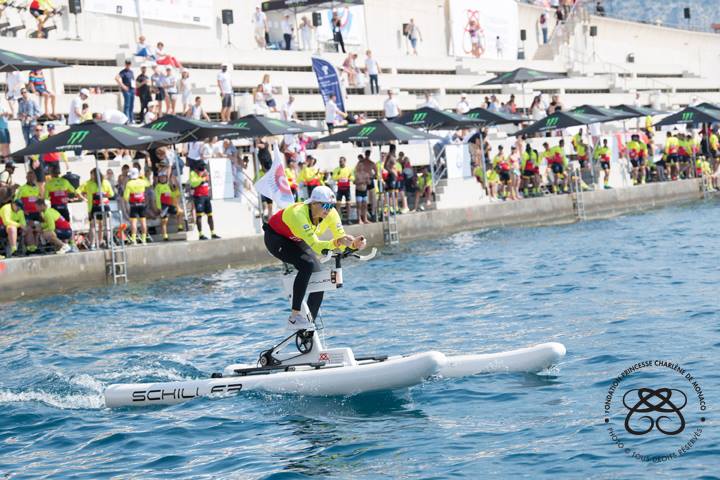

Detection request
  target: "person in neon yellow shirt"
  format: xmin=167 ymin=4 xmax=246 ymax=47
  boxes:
xmin=189 ymin=162 xmax=219 ymax=240
xmin=155 ymin=171 xmax=181 ymax=241
xmin=265 ymin=186 xmax=366 ymax=330
xmin=299 ymin=155 xmax=324 ymax=198
xmin=594 ymin=138 xmax=612 ymax=189
xmin=78 ymin=168 xmax=114 ymax=248
xmin=36 ymin=198 xmax=71 ymax=253
xmin=44 ymin=164 xmax=78 ymax=221
xmin=331 ymin=156 xmax=354 ymax=221
xmin=123 ymin=167 xmax=151 ymax=244
xmin=0 ymin=200 xmax=26 ymax=256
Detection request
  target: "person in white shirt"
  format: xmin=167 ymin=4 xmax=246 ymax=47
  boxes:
xmin=102 ymin=109 xmax=128 ymax=125
xmin=365 ymin=50 xmax=380 ymax=95
xmin=281 ymin=96 xmax=297 ymax=122
xmin=163 ymin=67 xmax=178 ymax=115
xmin=384 ymin=90 xmax=401 ymax=120
xmin=68 ymin=89 xmax=89 ymax=125
xmin=187 ymin=140 xmax=204 ymax=169
xmin=456 ymin=94 xmax=470 ymax=115
xmin=143 ymin=104 xmax=157 ymax=124
xmin=421 ymin=92 xmax=440 ymax=109
xmin=325 ymin=94 xmax=346 ymax=133
xmin=185 ymin=96 xmax=210 ymax=121
xmin=5 ymin=71 xmax=24 ymax=117
xmin=217 ymin=64 xmax=233 ymax=122
xmin=261 ymin=74 xmax=277 ymax=112
xmin=252 ymin=7 xmax=268 ymax=49
xmin=178 ymin=70 xmax=192 ymax=113
xmin=495 ymin=36 xmax=504 ymax=58
xmin=299 ymin=16 xmax=314 ymax=51
xmin=281 ymin=14 xmax=294 ymax=50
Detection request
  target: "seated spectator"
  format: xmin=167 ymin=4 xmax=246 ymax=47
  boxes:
xmin=342 ymin=53 xmax=357 ymax=86
xmin=155 ymin=42 xmax=183 ymax=69
xmin=0 ymin=199 xmax=26 ymax=257
xmin=28 ymin=69 xmax=56 ymax=119
xmin=0 ymin=161 xmax=16 ymax=189
xmin=28 ymin=0 xmax=57 ymax=39
xmin=185 ymin=96 xmax=210 ymax=121
xmin=36 ymin=198 xmax=72 ymax=253
xmin=135 ymin=35 xmax=155 ymax=59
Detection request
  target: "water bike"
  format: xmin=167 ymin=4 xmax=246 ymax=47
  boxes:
xmin=104 ymin=249 xmax=566 ymax=408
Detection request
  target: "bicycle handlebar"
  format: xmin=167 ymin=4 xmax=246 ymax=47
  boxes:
xmin=320 ymin=247 xmax=377 ymax=264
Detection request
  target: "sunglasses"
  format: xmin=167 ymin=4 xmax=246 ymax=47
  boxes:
xmin=321 ymin=202 xmax=335 ymax=211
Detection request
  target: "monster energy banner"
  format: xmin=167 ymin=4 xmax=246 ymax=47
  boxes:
xmin=311 ymin=56 xmax=346 ymax=117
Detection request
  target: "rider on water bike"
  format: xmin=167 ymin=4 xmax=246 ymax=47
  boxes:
xmin=264 ymin=186 xmax=366 ymax=330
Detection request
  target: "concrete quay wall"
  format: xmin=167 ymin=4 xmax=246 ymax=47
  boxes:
xmin=0 ymin=179 xmax=704 ymax=302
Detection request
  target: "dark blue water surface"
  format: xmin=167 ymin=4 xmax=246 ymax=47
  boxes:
xmin=2 ymin=201 xmax=719 ymax=479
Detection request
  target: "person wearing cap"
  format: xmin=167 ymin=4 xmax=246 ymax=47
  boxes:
xmin=154 ymin=170 xmax=181 ymax=241
xmin=68 ymin=88 xmax=90 ymax=125
xmin=264 ymin=185 xmax=367 ymax=330
xmin=189 ymin=162 xmax=219 ymax=240
xmin=594 ymin=138 xmax=612 ymax=189
xmin=36 ymin=198 xmax=72 ymax=254
xmin=123 ymin=167 xmax=151 ymax=244
xmin=456 ymin=94 xmax=470 ymax=115
xmin=0 ymin=161 xmax=15 ymax=187
xmin=78 ymin=168 xmax=114 ymax=248
xmin=0 ymin=199 xmax=26 ymax=257
xmin=44 ymin=163 xmax=78 ymax=221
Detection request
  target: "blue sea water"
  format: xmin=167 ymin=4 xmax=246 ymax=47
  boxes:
xmin=1 ymin=201 xmax=719 ymax=479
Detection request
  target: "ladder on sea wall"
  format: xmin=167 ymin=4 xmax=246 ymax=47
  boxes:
xmin=107 ymin=241 xmax=128 ymax=284
xmin=381 ymin=192 xmax=400 ymax=245
xmin=571 ymin=163 xmax=587 ymax=221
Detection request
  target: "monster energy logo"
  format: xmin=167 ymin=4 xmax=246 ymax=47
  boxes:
xmin=412 ymin=112 xmax=428 ymax=122
xmin=234 ymin=121 xmax=249 ymax=129
xmin=467 ymin=112 xmax=479 ymax=118
xmin=356 ymin=126 xmax=376 ymax=137
xmin=268 ymin=119 xmax=287 ymax=127
xmin=67 ymin=130 xmax=90 ymax=145
xmin=150 ymin=121 xmax=168 ymax=130
xmin=112 ymin=126 xmax=137 ymax=136
xmin=545 ymin=116 xmax=559 ymax=128
xmin=681 ymin=112 xmax=694 ymax=122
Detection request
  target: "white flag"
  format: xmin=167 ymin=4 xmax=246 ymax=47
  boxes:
xmin=254 ymin=144 xmax=295 ymax=208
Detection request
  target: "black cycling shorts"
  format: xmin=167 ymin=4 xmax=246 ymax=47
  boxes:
xmin=194 ymin=196 xmax=212 ymax=215
xmin=336 ymin=188 xmax=351 ymax=202
xmin=160 ymin=205 xmax=178 ymax=218
xmin=129 ymin=204 xmax=146 ymax=218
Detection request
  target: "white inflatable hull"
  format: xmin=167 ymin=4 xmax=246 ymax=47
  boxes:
xmin=103 ymin=343 xmax=566 ymax=408
xmin=439 ymin=342 xmax=566 ymax=378
xmin=104 ymin=351 xmax=444 ymax=408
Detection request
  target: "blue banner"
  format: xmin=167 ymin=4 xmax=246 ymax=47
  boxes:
xmin=311 ymin=56 xmax=346 ymax=114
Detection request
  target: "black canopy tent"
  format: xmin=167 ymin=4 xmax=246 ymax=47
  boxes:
xmin=144 ymin=114 xmax=254 ymax=142
xmin=394 ymin=107 xmax=479 ymax=130
xmin=315 ymin=120 xmax=441 ymax=144
xmin=653 ymin=106 xmax=720 ymax=128
xmin=611 ymin=104 xmax=666 ymax=118
xmin=513 ymin=111 xmax=606 ymax=137
xmin=465 ymin=108 xmax=528 ymax=125
xmin=478 ymin=68 xmax=567 ymax=115
xmin=568 ymin=105 xmax=637 ymax=122
xmin=0 ymin=48 xmax=67 ymax=72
